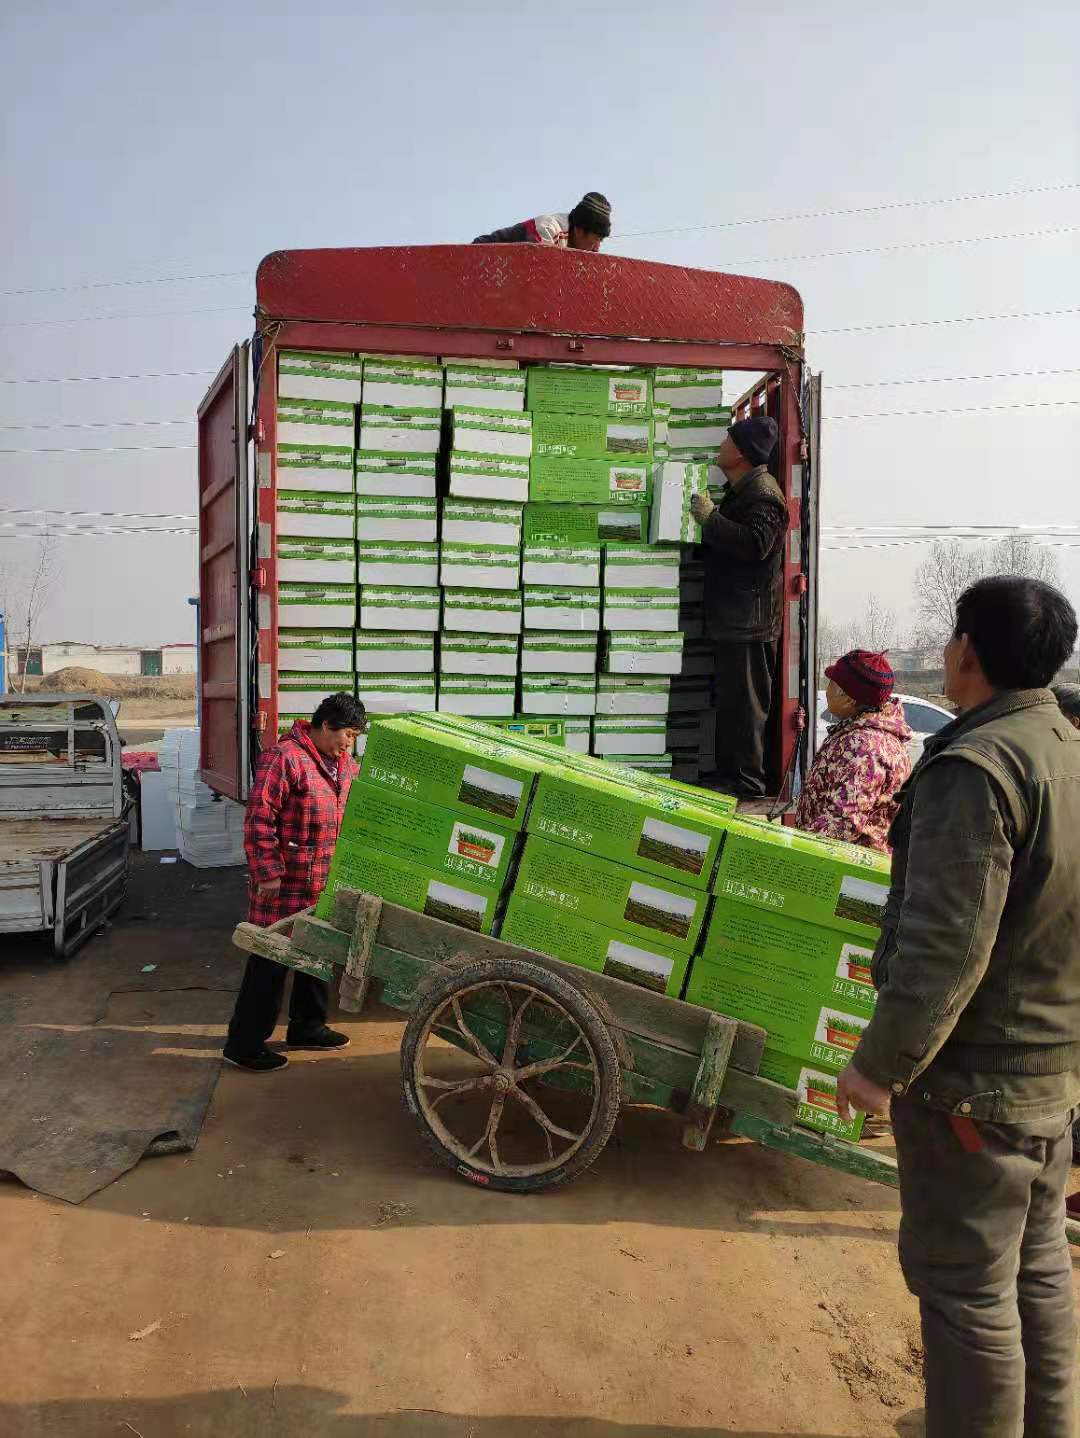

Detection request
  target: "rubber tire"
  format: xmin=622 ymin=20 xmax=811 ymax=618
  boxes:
xmin=400 ymin=955 xmax=622 ymax=1194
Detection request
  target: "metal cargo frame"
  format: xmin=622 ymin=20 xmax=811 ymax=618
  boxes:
xmin=203 ymin=245 xmax=810 ymax=800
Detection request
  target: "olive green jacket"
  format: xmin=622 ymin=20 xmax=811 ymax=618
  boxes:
xmin=853 ymin=688 xmax=1080 ymax=1121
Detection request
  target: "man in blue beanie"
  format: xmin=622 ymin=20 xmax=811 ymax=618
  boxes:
xmin=690 ymin=415 xmax=787 ymax=798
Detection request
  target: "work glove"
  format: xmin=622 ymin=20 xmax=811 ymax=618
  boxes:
xmin=689 ymin=491 xmax=715 ymax=525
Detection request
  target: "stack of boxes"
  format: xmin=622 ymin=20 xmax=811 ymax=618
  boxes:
xmin=270 ymin=351 xmax=730 ymax=767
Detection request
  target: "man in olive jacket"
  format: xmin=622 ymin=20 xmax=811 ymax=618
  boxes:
xmin=690 ymin=415 xmax=788 ymax=797
xmin=837 ymin=575 xmax=1080 ymax=1438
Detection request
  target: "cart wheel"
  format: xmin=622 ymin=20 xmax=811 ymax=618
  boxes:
xmin=400 ymin=956 xmax=622 ymax=1193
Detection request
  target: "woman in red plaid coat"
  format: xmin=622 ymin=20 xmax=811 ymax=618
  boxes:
xmin=223 ymin=693 xmax=366 ymax=1073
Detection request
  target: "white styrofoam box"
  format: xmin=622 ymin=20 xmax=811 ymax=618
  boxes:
xmin=355 ymin=541 xmax=439 ymax=588
xmin=680 ymin=639 xmax=716 ymax=677
xmin=441 ymin=498 xmax=523 ymax=548
xmin=355 ymin=495 xmax=438 ymax=543
xmin=276 ymin=536 xmax=356 ymax=585
xmin=595 ymin=675 xmax=671 ymax=716
xmin=352 ymin=631 xmax=435 ymax=673
xmin=522 ymin=587 xmax=601 ymax=632
xmin=520 ymin=632 xmax=597 ymax=675
xmin=276 ymin=490 xmax=356 ymax=540
xmin=277 ymin=672 xmax=356 ymax=714
xmin=653 ymin=403 xmax=669 ymax=446
xmin=442 ymin=588 xmax=523 ymax=635
xmin=159 ymin=726 xmax=198 ymax=769
xmin=354 ymin=452 xmax=437 ymax=498
xmin=604 ymin=632 xmax=684 ymax=676
xmin=139 ymin=769 xmax=177 ymax=851
xmin=439 ymin=543 xmax=521 ymax=591
xmin=277 ymin=582 xmax=357 ymax=629
xmin=358 ymin=406 xmax=442 ymax=455
xmin=277 ymin=628 xmax=354 ymax=672
xmin=437 ymin=676 xmax=516 ymax=718
xmin=448 ymin=454 xmax=530 ymax=503
xmin=563 ymin=717 xmax=592 ymax=752
xmin=361 ymin=358 xmax=443 ymax=409
xmin=666 ymin=406 xmax=733 ymax=454
xmin=178 ymin=801 xmax=238 ymax=835
xmin=522 ymin=545 xmax=601 ymax=588
xmin=520 ymin=675 xmax=597 ymax=717
xmin=654 ymin=367 xmax=726 ymax=411
xmin=451 ymin=407 xmax=533 ymax=458
xmin=602 ymin=589 xmax=679 ymax=632
xmin=278 ymin=350 xmax=366 ymax=404
xmin=358 ymin=585 xmax=440 ymax=632
xmin=443 ymin=363 xmax=526 ymax=412
xmin=277 ymin=397 xmax=356 ymax=451
xmin=602 ymin=543 xmax=681 ymax=592
xmin=439 ymin=634 xmax=519 ymax=677
xmin=277 ymin=446 xmax=355 ymax=493
xmin=649 ymin=461 xmax=709 ymax=544
xmin=591 ymin=716 xmax=669 ymax=756
xmin=355 ymin=673 xmax=437 ymax=713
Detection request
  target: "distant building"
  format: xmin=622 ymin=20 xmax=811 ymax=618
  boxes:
xmin=890 ymin=647 xmax=940 ymax=674
xmin=14 ymin=641 xmax=196 ymax=677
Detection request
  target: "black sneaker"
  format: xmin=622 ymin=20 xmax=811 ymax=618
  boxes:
xmin=285 ymin=1025 xmax=350 ymax=1051
xmin=223 ymin=1047 xmax=289 ymax=1073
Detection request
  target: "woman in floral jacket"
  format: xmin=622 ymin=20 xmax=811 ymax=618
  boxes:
xmin=795 ymin=649 xmax=913 ymax=853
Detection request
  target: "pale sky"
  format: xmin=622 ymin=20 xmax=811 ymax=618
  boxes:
xmin=2 ymin=1 xmax=1078 ymax=647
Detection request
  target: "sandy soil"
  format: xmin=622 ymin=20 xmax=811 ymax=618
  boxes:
xmin=0 ymin=863 xmax=1062 ymax=1437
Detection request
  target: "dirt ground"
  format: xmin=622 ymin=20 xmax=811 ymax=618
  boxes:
xmin=0 ymin=860 xmax=1059 ymax=1437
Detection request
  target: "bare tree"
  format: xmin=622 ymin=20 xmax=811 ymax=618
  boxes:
xmin=850 ymin=593 xmax=896 ymax=652
xmin=914 ymin=537 xmax=1061 ymax=643
xmin=0 ymin=533 xmax=57 ymax=690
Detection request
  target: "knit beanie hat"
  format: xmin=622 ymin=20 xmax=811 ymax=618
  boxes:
xmin=728 ymin=415 xmax=778 ymax=466
xmin=825 ymin=650 xmax=895 ymax=708
xmin=570 ymin=192 xmax=612 ymax=238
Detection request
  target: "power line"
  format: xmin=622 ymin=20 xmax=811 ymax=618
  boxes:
xmin=0 ymin=305 xmax=249 ymax=330
xmin=0 ymin=418 xmax=192 ymax=432
xmin=0 ymin=443 xmax=196 ymax=454
xmin=617 ymin=181 xmax=1080 ymax=240
xmin=827 ymin=365 xmax=1080 ymax=390
xmin=0 ymin=505 xmax=197 ymax=521
xmin=0 ymin=368 xmax=217 ymax=386
xmin=0 ymin=270 xmax=247 ymax=299
xmin=826 ymin=399 xmax=1080 ymax=420
xmin=725 ymin=224 xmax=1080 ymax=269
xmin=811 ymin=304 xmax=1080 ymax=336
xmin=0 ymin=520 xmax=196 ymax=536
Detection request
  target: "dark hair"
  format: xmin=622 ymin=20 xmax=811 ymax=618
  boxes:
xmin=569 ymin=191 xmax=612 ymax=238
xmin=1052 ymin=683 xmax=1080 ymax=720
xmin=954 ymin=576 xmax=1078 ymax=689
xmin=311 ymin=692 xmax=367 ymax=730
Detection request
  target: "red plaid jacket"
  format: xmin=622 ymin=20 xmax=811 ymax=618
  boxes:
xmin=244 ymin=721 xmax=359 ymax=927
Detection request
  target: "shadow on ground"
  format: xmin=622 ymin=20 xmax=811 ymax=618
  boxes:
xmin=0 ymin=1387 xmax=927 ymax=1438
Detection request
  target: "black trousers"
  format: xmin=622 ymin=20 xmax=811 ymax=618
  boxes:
xmin=225 ymin=955 xmax=328 ymax=1057
xmin=712 ymin=637 xmax=778 ymax=798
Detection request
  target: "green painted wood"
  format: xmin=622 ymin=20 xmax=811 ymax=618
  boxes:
xmin=330 ymin=889 xmax=765 ymax=1073
xmin=682 ymin=1013 xmax=737 ymax=1152
xmin=730 ymin=1112 xmax=901 ymax=1185
xmin=231 ymin=921 xmax=334 ymax=981
xmin=341 ymin=893 xmax=381 ymax=1012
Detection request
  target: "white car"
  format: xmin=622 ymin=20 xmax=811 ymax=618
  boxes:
xmin=814 ymin=690 xmax=954 ymax=767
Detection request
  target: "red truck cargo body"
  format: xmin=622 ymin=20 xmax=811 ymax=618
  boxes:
xmin=197 ymin=244 xmax=816 ymax=803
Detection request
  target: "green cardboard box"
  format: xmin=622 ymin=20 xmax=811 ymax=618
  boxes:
xmin=520 ymin=632 xmax=597 ymax=674
xmin=315 ymin=842 xmax=500 ymax=932
xmin=439 ymin=634 xmax=520 ymax=677
xmin=354 ymin=451 xmax=437 ymax=499
xmin=451 ymin=406 xmax=533 ymax=459
xmin=278 ymin=349 xmax=366 ymax=404
xmin=529 ymin=457 xmax=651 ymax=507
xmin=522 ymin=587 xmax=601 ymax=632
xmin=362 ymin=357 xmax=443 ymax=409
xmin=522 ymin=545 xmax=601 ymax=588
xmin=447 ymin=454 xmax=530 ymax=503
xmin=442 ymin=588 xmax=523 ymax=635
xmin=277 ymin=627 xmax=354 ymax=671
xmin=654 ymin=367 xmax=725 ymax=411
xmin=649 ymin=462 xmax=709 ymax=544
xmin=355 ymin=541 xmax=439 ymax=588
xmin=437 ymin=675 xmax=517 ymax=718
xmin=486 ymin=716 xmax=566 ymax=745
xmin=277 ymin=444 xmax=355 ymax=494
xmin=358 ymin=406 xmax=442 ymax=456
xmin=602 ymin=588 xmax=680 ymax=632
xmin=603 ymin=632 xmax=684 ymax=676
xmin=355 ymin=495 xmax=437 ymax=543
xmin=352 ymin=631 xmax=435 ymax=673
xmin=515 ymin=834 xmax=706 ymax=953
xmin=520 ymin=674 xmax=597 ymax=716
xmin=361 ymin=715 xmax=553 ymax=829
xmin=595 ymin=675 xmax=671 ymax=716
xmin=354 ymin=672 xmax=437 ymax=713
xmin=602 ymin=543 xmax=680 ymax=591
xmin=524 ymin=503 xmax=646 ymax=546
xmin=499 ymin=893 xmax=689 ymax=998
xmin=277 ymin=581 xmax=356 ymax=628
xmin=712 ymin=819 xmax=891 ymax=939
xmin=358 ymin=585 xmax=440 ymax=632
xmin=603 ymin=753 xmax=674 ymax=777
xmin=276 ymin=489 xmax=356 ymax=540
xmin=532 ymin=411 xmax=653 ymax=461
xmin=526 ymin=366 xmax=653 ymax=418
xmin=441 ymin=498 xmax=524 ymax=547
xmin=332 ymin=777 xmax=517 ymax=892
xmin=277 ymin=397 xmax=356 ymax=452
xmin=666 ymin=406 xmax=733 ymax=454
xmin=757 ymin=1052 xmax=865 ymax=1142
xmin=440 ymin=543 xmax=521 ymax=591
xmin=443 ymin=363 xmax=526 ymax=412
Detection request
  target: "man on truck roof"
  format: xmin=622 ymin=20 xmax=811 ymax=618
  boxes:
xmin=836 ymin=576 xmax=1080 ymax=1437
xmin=223 ymin=692 xmax=366 ymax=1073
xmin=473 ymin=192 xmax=612 ymax=251
xmin=689 ymin=414 xmax=787 ymax=799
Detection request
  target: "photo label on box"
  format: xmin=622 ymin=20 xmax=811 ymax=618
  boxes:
xmin=603 ymin=939 xmax=674 ymax=994
xmin=423 ymin=879 xmax=489 ymax=931
xmin=447 ymin=821 xmax=506 ymax=870
xmin=637 ymin=817 xmax=710 ymax=877
xmin=458 ymin=764 xmax=524 ymax=820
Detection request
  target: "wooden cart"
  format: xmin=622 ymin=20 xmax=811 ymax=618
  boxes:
xmin=231 ymin=885 xmax=920 ymax=1198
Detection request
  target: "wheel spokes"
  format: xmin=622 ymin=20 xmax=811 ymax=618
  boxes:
xmin=450 ymin=995 xmax=499 ymax=1067
xmin=468 ymin=1091 xmax=507 ymax=1174
xmin=511 ymin=1084 xmax=584 ymax=1144
xmin=501 ymin=990 xmax=534 ymax=1067
xmin=514 ymin=1034 xmax=588 ymax=1083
